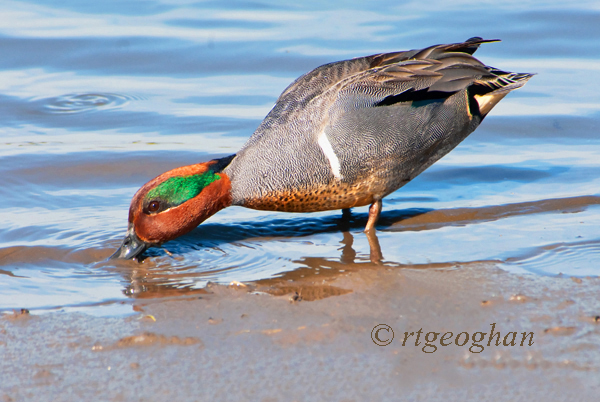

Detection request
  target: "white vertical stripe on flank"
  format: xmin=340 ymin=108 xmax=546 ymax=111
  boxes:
xmin=317 ymin=131 xmax=342 ymax=180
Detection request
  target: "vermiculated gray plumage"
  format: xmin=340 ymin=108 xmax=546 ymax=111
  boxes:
xmin=223 ymin=37 xmax=532 ymax=213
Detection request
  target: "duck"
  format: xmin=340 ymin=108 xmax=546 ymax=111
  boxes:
xmin=111 ymin=37 xmax=532 ymax=260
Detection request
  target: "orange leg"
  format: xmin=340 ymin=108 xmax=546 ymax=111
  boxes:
xmin=365 ymin=199 xmax=382 ymax=232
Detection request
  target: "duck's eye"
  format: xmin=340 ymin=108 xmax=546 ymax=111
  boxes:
xmin=148 ymin=200 xmax=161 ymax=213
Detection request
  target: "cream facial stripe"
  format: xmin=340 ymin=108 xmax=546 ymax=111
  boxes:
xmin=317 ymin=131 xmax=342 ymax=180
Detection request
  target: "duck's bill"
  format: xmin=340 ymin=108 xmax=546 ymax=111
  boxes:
xmin=109 ymin=224 xmax=148 ymax=260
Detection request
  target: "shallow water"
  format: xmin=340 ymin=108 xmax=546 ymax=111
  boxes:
xmin=1 ymin=0 xmax=600 ymax=313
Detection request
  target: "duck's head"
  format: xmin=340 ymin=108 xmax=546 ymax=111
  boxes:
xmin=110 ymin=156 xmax=234 ymax=260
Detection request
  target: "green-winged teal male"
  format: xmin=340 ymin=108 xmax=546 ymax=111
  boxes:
xmin=112 ymin=37 xmax=532 ymax=259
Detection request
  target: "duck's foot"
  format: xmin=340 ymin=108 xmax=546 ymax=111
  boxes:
xmin=364 ymin=199 xmax=382 ymax=232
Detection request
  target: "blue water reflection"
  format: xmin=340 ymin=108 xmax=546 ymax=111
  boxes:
xmin=1 ymin=0 xmax=600 ymax=313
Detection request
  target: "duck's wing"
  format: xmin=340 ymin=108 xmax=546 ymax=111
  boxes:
xmin=314 ymin=37 xmax=532 ymax=186
xmin=245 ymin=37 xmax=530 ymax=146
xmin=326 ymin=37 xmax=531 ymax=120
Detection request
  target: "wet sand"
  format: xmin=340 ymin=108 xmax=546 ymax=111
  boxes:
xmin=3 ymin=263 xmax=600 ymax=401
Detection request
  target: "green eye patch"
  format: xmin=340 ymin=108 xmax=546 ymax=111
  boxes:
xmin=144 ymin=171 xmax=221 ymax=210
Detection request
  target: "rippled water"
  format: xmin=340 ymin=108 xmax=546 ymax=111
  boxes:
xmin=1 ymin=0 xmax=600 ymax=313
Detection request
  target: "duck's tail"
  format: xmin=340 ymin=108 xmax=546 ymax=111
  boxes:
xmin=418 ymin=37 xmax=535 ymax=116
xmin=470 ymin=68 xmax=535 ymax=116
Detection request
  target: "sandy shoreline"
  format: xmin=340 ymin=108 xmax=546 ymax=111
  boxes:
xmin=2 ymin=263 xmax=600 ymax=401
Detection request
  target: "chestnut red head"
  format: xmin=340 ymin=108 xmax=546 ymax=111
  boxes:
xmin=110 ymin=158 xmax=233 ymax=259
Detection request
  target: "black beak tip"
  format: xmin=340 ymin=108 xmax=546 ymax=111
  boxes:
xmin=109 ymin=230 xmax=148 ymax=260
xmin=109 ymin=242 xmax=147 ymax=260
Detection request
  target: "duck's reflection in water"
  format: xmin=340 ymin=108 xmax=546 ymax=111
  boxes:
xmin=338 ymin=208 xmax=382 ymax=264
xmin=118 ymin=228 xmax=386 ymax=300
xmin=116 ymin=227 xmax=475 ymax=302
xmin=110 ymin=195 xmax=600 ymax=301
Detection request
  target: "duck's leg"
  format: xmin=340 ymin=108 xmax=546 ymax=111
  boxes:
xmin=364 ymin=199 xmax=382 ymax=232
